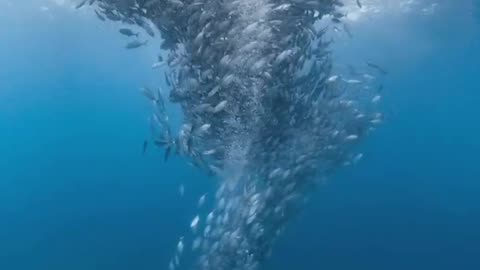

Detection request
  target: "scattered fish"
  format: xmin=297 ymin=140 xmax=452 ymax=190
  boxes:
xmin=177 ymin=237 xmax=184 ymax=254
xmin=363 ymin=74 xmax=375 ymax=80
xmin=141 ymin=87 xmax=157 ymax=101
xmin=356 ymin=0 xmax=362 ymax=9
xmin=197 ymin=124 xmax=211 ymax=134
xmin=343 ymin=79 xmax=362 ymax=84
xmin=82 ymin=1 xmax=385 ymax=270
xmin=179 ymin=184 xmax=184 ymax=197
xmin=198 ymin=194 xmax=206 ymax=208
xmin=75 ymin=0 xmax=87 ymax=9
xmin=327 ymin=75 xmax=339 ymax=82
xmin=152 ymin=62 xmax=166 ymax=69
xmin=192 ymin=237 xmax=202 ymax=251
xmin=141 ymin=22 xmax=155 ymax=37
xmin=203 ymin=149 xmax=216 ymax=156
xmin=366 ymin=62 xmax=388 ymax=75
xmin=345 ymin=134 xmax=359 ymax=141
xmin=212 ymin=100 xmax=227 ymax=113
xmin=164 ymin=72 xmax=171 ymax=87
xmin=190 ymin=215 xmax=200 ymax=233
xmin=125 ymin=40 xmax=148 ymax=49
xmin=119 ymin=28 xmax=139 ymax=37
xmin=142 ymin=140 xmax=148 ymax=154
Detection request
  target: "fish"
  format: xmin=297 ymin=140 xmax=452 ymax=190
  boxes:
xmin=371 ymin=118 xmax=382 ymax=125
xmin=142 ymin=140 xmax=148 ymax=154
xmin=363 ymin=74 xmax=375 ymax=80
xmin=372 ymin=95 xmax=381 ymax=104
xmin=174 ymin=255 xmax=180 ymax=266
xmin=203 ymin=149 xmax=216 ymax=156
xmin=75 ymin=0 xmax=87 ymax=9
xmin=207 ymin=86 xmax=220 ymax=98
xmin=119 ymin=28 xmax=139 ymax=37
xmin=356 ymin=0 xmax=362 ymax=8
xmin=327 ymin=75 xmax=339 ymax=82
xmin=165 ymin=145 xmax=172 ymax=161
xmin=352 ymin=153 xmax=364 ymax=164
xmin=95 ymin=10 xmax=106 ymax=21
xmin=177 ymin=237 xmax=184 ymax=254
xmin=332 ymin=17 xmax=341 ymax=24
xmin=345 ymin=134 xmax=359 ymax=141
xmin=206 ymin=212 xmax=214 ymax=224
xmin=125 ymin=40 xmax=148 ymax=49
xmin=198 ymin=194 xmax=206 ymax=207
xmin=141 ymin=22 xmax=155 ymax=37
xmin=141 ymin=87 xmax=157 ymax=101
xmin=273 ymin=4 xmax=291 ymax=11
xmin=152 ymin=62 xmax=166 ymax=69
xmin=164 ymin=72 xmax=171 ymax=87
xmin=190 ymin=215 xmax=200 ymax=233
xmin=154 ymin=139 xmax=169 ymax=147
xmin=192 ymin=237 xmax=202 ymax=251
xmin=212 ymin=100 xmax=227 ymax=113
xmin=344 ymin=79 xmax=362 ymax=84
xmin=168 ymin=0 xmax=184 ymax=7
xmin=197 ymin=124 xmax=211 ymax=133
xmin=194 ymin=104 xmax=214 ymax=113
xmin=366 ymin=62 xmax=388 ymax=75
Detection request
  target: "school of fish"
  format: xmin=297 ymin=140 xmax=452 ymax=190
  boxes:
xmin=76 ymin=0 xmax=385 ymax=269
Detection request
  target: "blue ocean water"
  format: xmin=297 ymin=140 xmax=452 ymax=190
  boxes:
xmin=0 ymin=1 xmax=479 ymax=270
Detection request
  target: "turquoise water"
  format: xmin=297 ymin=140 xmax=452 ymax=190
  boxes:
xmin=1 ymin=1 xmax=479 ymax=270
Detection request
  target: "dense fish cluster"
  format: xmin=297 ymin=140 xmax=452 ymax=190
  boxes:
xmin=77 ymin=0 xmax=384 ymax=269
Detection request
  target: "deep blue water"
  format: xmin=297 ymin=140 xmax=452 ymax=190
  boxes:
xmin=1 ymin=1 xmax=479 ymax=270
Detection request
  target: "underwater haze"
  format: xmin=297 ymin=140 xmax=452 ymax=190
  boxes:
xmin=1 ymin=1 xmax=480 ymax=270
